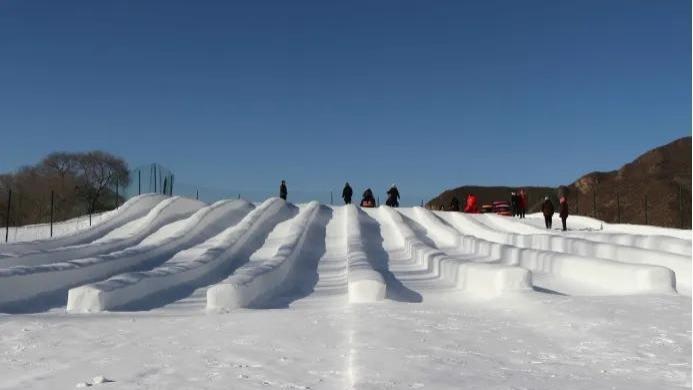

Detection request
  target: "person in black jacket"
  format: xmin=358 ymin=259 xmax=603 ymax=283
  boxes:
xmin=510 ymin=192 xmax=519 ymax=217
xmin=559 ymin=195 xmax=569 ymax=231
xmin=385 ymin=184 xmax=400 ymax=207
xmin=541 ymin=196 xmax=555 ymax=229
xmin=449 ymin=196 xmax=460 ymax=211
xmin=361 ymin=188 xmax=376 ymax=208
xmin=342 ymin=182 xmax=353 ymax=204
xmin=279 ymin=180 xmax=288 ymax=200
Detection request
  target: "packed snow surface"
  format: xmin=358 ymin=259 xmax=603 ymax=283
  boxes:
xmin=0 ymin=195 xmax=690 ymax=389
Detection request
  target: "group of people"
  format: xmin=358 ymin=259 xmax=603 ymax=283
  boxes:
xmin=541 ymin=195 xmax=569 ymax=231
xmin=342 ymin=182 xmax=400 ymax=208
xmin=279 ymin=180 xmax=401 ymax=208
xmin=510 ymin=190 xmax=528 ymax=218
xmin=445 ymin=194 xmax=479 ymax=212
xmin=281 ymin=180 xmax=570 ymax=232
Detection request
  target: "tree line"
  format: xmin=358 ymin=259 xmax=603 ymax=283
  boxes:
xmin=0 ymin=151 xmax=130 ymax=227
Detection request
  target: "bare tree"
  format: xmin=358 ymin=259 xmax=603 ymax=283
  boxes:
xmin=1 ymin=150 xmax=132 ymax=227
xmin=39 ymin=152 xmax=79 ymax=188
xmin=76 ymin=151 xmax=130 ymax=215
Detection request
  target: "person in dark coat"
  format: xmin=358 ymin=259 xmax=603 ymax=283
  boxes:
xmin=279 ymin=180 xmax=288 ymax=200
xmin=559 ymin=195 xmax=569 ymax=231
xmin=361 ymin=188 xmax=376 ymax=208
xmin=510 ymin=192 xmax=519 ymax=217
xmin=385 ymin=184 xmax=400 ymax=207
xmin=541 ymin=196 xmax=555 ymax=229
xmin=449 ymin=196 xmax=460 ymax=212
xmin=518 ymin=189 xmax=527 ymax=218
xmin=342 ymin=182 xmax=353 ymax=204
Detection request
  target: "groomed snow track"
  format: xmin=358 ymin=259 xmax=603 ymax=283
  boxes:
xmin=0 ymin=195 xmax=689 ymax=314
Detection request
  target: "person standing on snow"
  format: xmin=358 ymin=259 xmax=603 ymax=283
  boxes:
xmin=449 ymin=196 xmax=460 ymax=211
xmin=361 ymin=188 xmax=376 ymax=208
xmin=385 ymin=184 xmax=400 ymax=207
xmin=464 ymin=193 xmax=479 ymax=213
xmin=510 ymin=192 xmax=519 ymax=217
xmin=559 ymin=195 xmax=569 ymax=231
xmin=541 ymin=196 xmax=555 ymax=229
xmin=518 ymin=189 xmax=528 ymax=218
xmin=342 ymin=182 xmax=353 ymax=205
xmin=279 ymin=180 xmax=288 ymax=200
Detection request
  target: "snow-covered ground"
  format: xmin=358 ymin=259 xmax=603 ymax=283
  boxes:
xmin=0 ymin=195 xmax=690 ymax=389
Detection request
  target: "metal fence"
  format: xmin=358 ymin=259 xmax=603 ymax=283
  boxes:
xmin=1 ymin=163 xmax=176 ymax=242
xmin=568 ymin=186 xmax=689 ymax=229
xmin=124 ymin=163 xmax=174 ymax=198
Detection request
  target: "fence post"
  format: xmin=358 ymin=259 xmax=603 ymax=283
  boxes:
xmin=170 ymin=175 xmax=174 ymax=196
xmin=592 ymin=190 xmax=597 ymax=219
xmin=5 ymin=189 xmax=11 ymax=243
xmin=377 ymin=196 xmax=380 ymax=207
xmin=50 ymin=190 xmax=54 ymax=237
xmin=138 ymin=170 xmax=141 ymax=195
xmin=196 ymin=189 xmax=199 ymax=200
xmin=644 ymin=195 xmax=648 ymax=225
xmin=616 ymin=191 xmax=620 ymax=224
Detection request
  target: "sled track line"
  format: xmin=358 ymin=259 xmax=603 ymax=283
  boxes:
xmin=0 ymin=199 xmax=254 ymax=312
xmin=68 ymin=198 xmax=291 ymax=312
xmin=476 ymin=213 xmax=691 ymax=257
xmin=437 ymin=210 xmax=677 ymax=296
xmin=0 ymin=194 xmax=168 ymax=256
xmin=438 ymin=211 xmax=690 ymax=295
xmin=1 ymin=200 xmax=689 ymax=314
xmin=206 ymin=201 xmax=320 ymax=310
xmin=0 ymin=197 xmax=205 ymax=268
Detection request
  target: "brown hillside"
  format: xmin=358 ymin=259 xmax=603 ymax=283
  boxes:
xmin=567 ymin=136 xmax=691 ymax=229
xmin=426 ymin=186 xmax=555 ymax=213
xmin=427 ymin=136 xmax=692 ymax=229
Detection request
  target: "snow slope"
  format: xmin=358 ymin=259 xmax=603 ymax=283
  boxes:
xmin=0 ymin=197 xmax=689 ymax=389
xmin=0 ymin=194 xmax=167 ymax=254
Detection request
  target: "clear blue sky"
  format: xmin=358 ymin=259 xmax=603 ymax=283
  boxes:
xmin=0 ymin=0 xmax=690 ymax=204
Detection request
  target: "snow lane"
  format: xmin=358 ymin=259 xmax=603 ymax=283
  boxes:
xmin=402 ymin=207 xmax=532 ymax=297
xmin=0 ymin=197 xmax=204 ymax=268
xmin=345 ymin=205 xmax=386 ymax=303
xmin=478 ymin=213 xmax=691 ymax=256
xmin=0 ymin=199 xmax=253 ymax=312
xmin=67 ymin=198 xmax=291 ymax=312
xmin=522 ymin=213 xmax=693 ymax=241
xmin=0 ymin=194 xmax=166 ymax=255
xmin=1 ymin=198 xmax=687 ymax=313
xmin=310 ymin=205 xmax=348 ymax=297
xmin=438 ymin=212 xmax=677 ymax=296
xmin=205 ymin=202 xmax=321 ymax=310
xmin=443 ymin=212 xmax=691 ymax=294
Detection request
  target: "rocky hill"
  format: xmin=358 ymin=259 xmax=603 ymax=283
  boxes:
xmin=427 ymin=136 xmax=692 ymax=229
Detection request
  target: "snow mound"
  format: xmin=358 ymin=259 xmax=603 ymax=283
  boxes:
xmin=0 ymin=194 xmax=167 ymax=253
xmin=345 ymin=205 xmax=386 ymax=303
xmin=206 ymin=201 xmax=320 ymax=310
xmin=0 ymin=196 xmax=687 ymax=314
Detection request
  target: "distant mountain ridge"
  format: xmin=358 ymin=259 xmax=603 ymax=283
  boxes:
xmin=427 ymin=136 xmax=691 ymax=229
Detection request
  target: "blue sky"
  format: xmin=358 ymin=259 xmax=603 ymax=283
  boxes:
xmin=0 ymin=0 xmax=690 ymax=204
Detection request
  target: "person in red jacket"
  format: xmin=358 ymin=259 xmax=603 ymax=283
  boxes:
xmin=464 ymin=193 xmax=479 ymax=213
xmin=518 ymin=189 xmax=528 ymax=219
